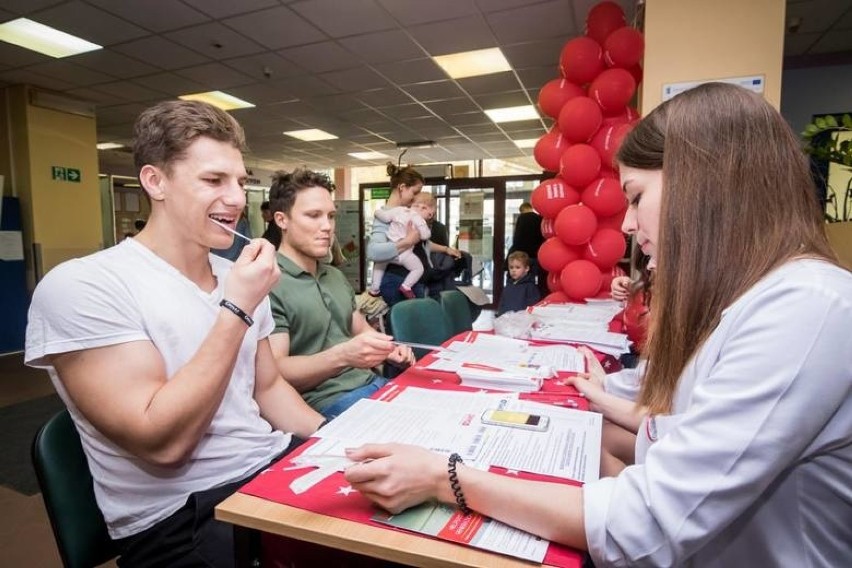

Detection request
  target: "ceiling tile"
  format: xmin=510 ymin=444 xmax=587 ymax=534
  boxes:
xmin=0 ymin=42 xmax=51 ymax=67
xmin=487 ymin=0 xmax=578 ymax=44
xmin=457 ymin=71 xmax=524 ymax=95
xmin=26 ymin=60 xmax=115 ymax=86
xmin=424 ymin=98 xmax=481 ymax=116
xmin=784 ymin=32 xmax=822 ymax=56
xmin=227 ymin=81 xmax=301 ymax=105
xmin=785 ymin=0 xmax=852 ymax=35
xmin=165 ymin=22 xmax=265 ymax=59
xmin=320 ymin=66 xmax=392 ymax=91
xmin=223 ymin=53 xmax=305 ymax=81
xmin=517 ymin=66 xmax=560 ymax=90
xmin=403 ymin=80 xmax=469 ymax=102
xmin=132 ymin=73 xmax=207 ymax=96
xmin=0 ymin=68 xmax=75 ymax=91
xmin=379 ymin=103 xmax=434 ymax=120
xmin=35 ymin=1 xmax=149 ymax=45
xmin=809 ymin=29 xmax=852 ymax=54
xmin=68 ymin=50 xmax=159 ymax=79
xmin=339 ymin=30 xmax=425 ymax=63
xmin=224 ymin=6 xmax=326 ymax=50
xmin=374 ymin=57 xmax=447 ymax=84
xmin=175 ymin=63 xmax=256 ymax=90
xmin=279 ymin=41 xmax=361 ymax=73
xmin=473 ymin=90 xmax=534 ymax=109
xmin=67 ymin=86 xmax=126 ymax=106
xmin=281 ymin=75 xmax=342 ymax=98
xmin=308 ymin=93 xmax=370 ymax=112
xmin=182 ymin=0 xmax=280 ymax=19
xmin=86 ymin=0 xmax=210 ymax=32
xmin=443 ymin=111 xmax=491 ymax=126
xmin=95 ymin=102 xmax=150 ymax=126
xmin=377 ymin=0 xmax=480 ymax=25
xmin=0 ymin=0 xmax=64 ymax=14
xmin=356 ymin=87 xmax=412 ymax=107
xmin=460 ymin=123 xmax=502 ymax=136
xmin=113 ymin=37 xmax=211 ymax=70
xmin=94 ymin=81 xmax=167 ymax=103
xmin=290 ymin=0 xmax=397 ymax=38
xmin=408 ymin=15 xmax=496 ymax=56
xmin=503 ymin=38 xmax=565 ymax=69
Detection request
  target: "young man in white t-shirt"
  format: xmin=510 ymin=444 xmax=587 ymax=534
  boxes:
xmin=25 ymin=100 xmax=325 ymax=567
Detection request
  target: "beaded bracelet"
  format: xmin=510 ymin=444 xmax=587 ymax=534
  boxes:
xmin=447 ymin=453 xmax=471 ymax=515
xmin=219 ymin=299 xmax=254 ymax=327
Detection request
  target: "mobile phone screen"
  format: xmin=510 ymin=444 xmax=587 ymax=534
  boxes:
xmin=489 ymin=410 xmax=541 ymax=426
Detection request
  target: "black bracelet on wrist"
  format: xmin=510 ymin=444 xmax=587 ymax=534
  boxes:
xmin=447 ymin=453 xmax=471 ymax=515
xmin=219 ymin=299 xmax=254 ymax=327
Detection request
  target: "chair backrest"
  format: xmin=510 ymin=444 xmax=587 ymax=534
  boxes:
xmin=389 ymin=298 xmax=452 ymax=358
xmin=439 ymin=290 xmax=474 ymax=336
xmin=32 ymin=410 xmax=117 ymax=568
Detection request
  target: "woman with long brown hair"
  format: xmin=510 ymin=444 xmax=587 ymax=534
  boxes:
xmin=343 ymin=83 xmax=852 ymax=566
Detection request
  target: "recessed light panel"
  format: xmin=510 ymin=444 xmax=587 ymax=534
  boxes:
xmin=433 ymin=47 xmax=512 ymax=79
xmin=0 ymin=18 xmax=101 ymax=58
xmin=512 ymin=138 xmax=538 ymax=149
xmin=178 ymin=91 xmax=255 ymax=111
xmin=349 ymin=151 xmax=388 ymax=160
xmin=284 ymin=129 xmax=338 ymax=142
xmin=96 ymin=142 xmax=124 ymax=150
xmin=484 ymin=105 xmax=540 ymax=123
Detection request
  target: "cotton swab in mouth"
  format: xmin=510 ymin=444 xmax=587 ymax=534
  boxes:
xmin=209 ymin=217 xmax=251 ymax=243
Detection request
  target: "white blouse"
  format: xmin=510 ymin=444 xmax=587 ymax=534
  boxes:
xmin=584 ymin=259 xmax=852 ymax=567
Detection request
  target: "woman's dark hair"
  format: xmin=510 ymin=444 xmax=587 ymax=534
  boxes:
xmin=617 ymin=82 xmax=838 ymax=414
xmin=386 ymin=162 xmax=424 ymax=190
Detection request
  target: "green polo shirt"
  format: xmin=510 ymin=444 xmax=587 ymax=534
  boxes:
xmin=268 ymin=253 xmax=372 ymax=411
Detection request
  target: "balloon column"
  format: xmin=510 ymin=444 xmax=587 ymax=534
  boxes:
xmin=534 ymin=1 xmax=643 ymax=302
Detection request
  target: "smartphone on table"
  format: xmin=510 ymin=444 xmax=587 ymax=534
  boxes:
xmin=481 ymin=409 xmax=550 ymax=431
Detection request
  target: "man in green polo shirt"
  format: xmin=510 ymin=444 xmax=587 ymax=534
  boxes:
xmin=266 ymin=169 xmax=415 ymax=418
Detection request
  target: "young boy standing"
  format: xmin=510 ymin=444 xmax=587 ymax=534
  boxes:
xmin=497 ymin=251 xmax=541 ymax=315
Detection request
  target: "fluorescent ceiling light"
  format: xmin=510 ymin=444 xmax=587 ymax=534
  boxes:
xmin=0 ymin=18 xmax=101 ymax=58
xmin=349 ymin=151 xmax=388 ymax=160
xmin=433 ymin=47 xmax=512 ymax=79
xmin=178 ymin=91 xmax=255 ymax=111
xmin=512 ymin=138 xmax=539 ymax=149
xmin=284 ymin=129 xmax=338 ymax=142
xmin=485 ymin=105 xmax=540 ymax=124
xmin=96 ymin=142 xmax=124 ymax=150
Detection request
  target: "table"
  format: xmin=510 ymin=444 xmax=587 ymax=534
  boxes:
xmin=216 ymin=333 xmax=591 ymax=567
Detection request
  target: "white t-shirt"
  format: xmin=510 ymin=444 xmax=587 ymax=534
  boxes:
xmin=584 ymin=259 xmax=852 ymax=567
xmin=25 ymin=238 xmax=290 ymax=539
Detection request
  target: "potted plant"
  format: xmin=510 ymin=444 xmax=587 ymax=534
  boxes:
xmin=802 ymin=113 xmax=852 ymax=222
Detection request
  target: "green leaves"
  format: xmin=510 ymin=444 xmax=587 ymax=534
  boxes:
xmin=801 ymin=113 xmax=852 ymax=166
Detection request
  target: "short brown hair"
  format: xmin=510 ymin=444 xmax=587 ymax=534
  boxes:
xmin=268 ymin=168 xmax=335 ymax=216
xmin=618 ymin=82 xmax=838 ymax=414
xmin=507 ymin=251 xmax=531 ymax=267
xmin=133 ymin=100 xmax=246 ymax=175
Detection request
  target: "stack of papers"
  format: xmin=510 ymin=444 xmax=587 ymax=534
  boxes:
xmin=423 ymin=334 xmax=585 ymax=391
xmin=527 ymin=301 xmax=631 ymax=356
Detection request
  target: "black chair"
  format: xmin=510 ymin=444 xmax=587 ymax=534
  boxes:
xmin=32 ymin=410 xmax=118 ymax=568
xmin=439 ymin=290 xmax=474 ymax=336
xmin=389 ymin=298 xmax=452 ymax=359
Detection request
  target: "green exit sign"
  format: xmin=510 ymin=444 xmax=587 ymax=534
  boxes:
xmin=52 ymin=166 xmax=81 ymax=183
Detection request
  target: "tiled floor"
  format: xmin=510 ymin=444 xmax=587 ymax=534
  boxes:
xmin=0 ymin=352 xmax=115 ymax=567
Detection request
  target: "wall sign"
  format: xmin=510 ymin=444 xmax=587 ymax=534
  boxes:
xmin=52 ymin=166 xmax=81 ymax=182
xmin=662 ymin=75 xmax=765 ymax=102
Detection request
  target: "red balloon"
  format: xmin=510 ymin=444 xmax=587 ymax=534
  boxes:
xmin=602 ymin=106 xmax=640 ymax=127
xmin=538 ymin=237 xmax=581 ymax=273
xmin=598 ymin=210 xmax=627 ymax=231
xmin=583 ymin=228 xmax=627 ymax=269
xmin=559 ymin=37 xmax=604 ymax=85
xmin=604 ymin=27 xmax=645 ymax=68
xmin=581 ymin=177 xmax=627 ymax=217
xmin=531 ymin=178 xmax=580 ymax=219
xmin=546 ymin=274 xmax=564 ymax=294
xmin=591 ymin=122 xmax=633 ymax=167
xmin=534 ymin=128 xmax=570 ymax=172
xmin=560 ymin=260 xmax=603 ymax=301
xmin=622 ymin=292 xmax=649 ymax=348
xmin=586 ymin=1 xmax=627 ymax=45
xmin=538 ymin=78 xmax=585 ymax=119
xmin=541 ymin=217 xmax=556 ymax=239
xmin=543 ymin=290 xmax=569 ymax=303
xmin=627 ymin=64 xmax=643 ymax=86
xmin=590 ymin=68 xmax=636 ymax=115
xmin=555 ymin=204 xmax=598 ymax=246
xmin=558 ymin=96 xmax=603 ymax=143
xmin=560 ymin=144 xmax=601 ymax=188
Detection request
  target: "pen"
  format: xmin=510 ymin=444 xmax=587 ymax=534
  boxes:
xmin=393 ymin=340 xmax=445 ymax=351
xmin=209 ymin=218 xmax=252 ymax=243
